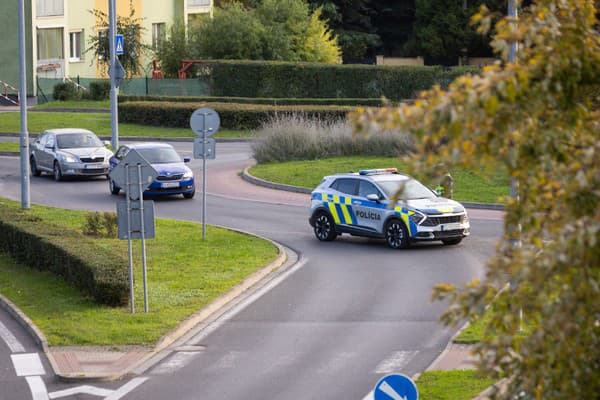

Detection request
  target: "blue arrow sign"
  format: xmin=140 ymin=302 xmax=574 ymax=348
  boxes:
xmin=374 ymin=374 xmax=418 ymax=400
xmin=115 ymin=34 xmax=124 ymax=55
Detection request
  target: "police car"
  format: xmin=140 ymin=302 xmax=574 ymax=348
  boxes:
xmin=308 ymin=168 xmax=470 ymax=249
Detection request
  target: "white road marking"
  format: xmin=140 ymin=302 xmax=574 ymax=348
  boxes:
xmin=374 ymin=350 xmax=418 ymax=374
xmin=0 ymin=320 xmax=26 ymax=353
xmin=316 ymin=352 xmax=357 ymax=374
xmin=214 ymin=351 xmax=245 ymax=369
xmin=151 ymin=351 xmax=200 ymax=375
xmin=25 ymin=376 xmax=49 ymax=400
xmin=48 ymin=385 xmax=113 ymax=399
xmin=104 ymin=377 xmax=148 ymax=400
xmin=11 ymin=353 xmax=46 ymax=376
xmin=190 ymin=257 xmax=307 ymax=345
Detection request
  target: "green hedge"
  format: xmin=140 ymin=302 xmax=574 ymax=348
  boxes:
xmin=196 ymin=60 xmax=478 ymax=100
xmin=0 ymin=207 xmax=128 ymax=306
xmin=119 ymin=101 xmax=355 ymax=130
xmin=119 ymin=95 xmax=385 ymax=106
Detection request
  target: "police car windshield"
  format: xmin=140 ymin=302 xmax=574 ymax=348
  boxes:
xmin=376 ymin=178 xmax=436 ymax=200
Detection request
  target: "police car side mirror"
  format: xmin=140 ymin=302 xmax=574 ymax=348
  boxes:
xmin=366 ymin=193 xmax=380 ymax=203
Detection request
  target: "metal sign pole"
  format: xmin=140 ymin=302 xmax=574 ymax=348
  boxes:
xmin=126 ymin=165 xmax=135 ymax=313
xmin=137 ymin=164 xmax=149 ymax=313
xmin=108 ymin=0 xmax=119 ymax=150
xmin=202 ymin=116 xmax=207 ymax=240
xmin=18 ymin=0 xmax=29 ymax=210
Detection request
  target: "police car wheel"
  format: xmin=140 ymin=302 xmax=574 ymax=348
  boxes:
xmin=442 ymin=237 xmax=463 ymax=245
xmin=313 ymin=211 xmax=337 ymax=241
xmin=385 ymin=219 xmax=410 ymax=249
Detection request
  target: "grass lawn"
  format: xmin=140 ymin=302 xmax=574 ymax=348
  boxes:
xmin=0 ymin=198 xmax=278 ymax=346
xmin=416 ymin=370 xmax=495 ymax=399
xmin=33 ymin=100 xmax=110 ymax=110
xmin=249 ymin=156 xmax=508 ymax=204
xmin=0 ymin=111 xmax=251 ymax=139
xmin=0 ymin=142 xmax=19 ymax=152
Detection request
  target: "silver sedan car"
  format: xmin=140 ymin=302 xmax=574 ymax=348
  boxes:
xmin=30 ymin=128 xmax=114 ymax=181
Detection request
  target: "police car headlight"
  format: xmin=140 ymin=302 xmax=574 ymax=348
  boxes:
xmin=410 ymin=211 xmax=426 ymax=225
xmin=183 ymin=170 xmax=193 ymax=179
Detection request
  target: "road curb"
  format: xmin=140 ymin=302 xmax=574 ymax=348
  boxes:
xmin=0 ymin=132 xmax=253 ymax=144
xmin=242 ymin=167 xmax=504 ymax=210
xmin=241 ymin=166 xmax=312 ymax=194
xmin=0 ymin=229 xmax=290 ymax=382
xmin=0 ymin=293 xmax=63 ymax=378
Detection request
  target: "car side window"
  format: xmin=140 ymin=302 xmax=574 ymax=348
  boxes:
xmin=331 ymin=178 xmax=357 ymax=196
xmin=45 ymin=134 xmax=55 ymax=148
xmin=115 ymin=146 xmax=129 ymax=160
xmin=37 ymin=133 xmax=48 ymax=147
xmin=358 ymin=181 xmax=382 ymax=199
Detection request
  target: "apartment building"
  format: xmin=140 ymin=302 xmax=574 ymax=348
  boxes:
xmin=1 ymin=0 xmax=212 ymax=97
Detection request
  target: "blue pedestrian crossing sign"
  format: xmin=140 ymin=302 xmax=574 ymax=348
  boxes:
xmin=115 ymin=34 xmax=124 ymax=55
xmin=374 ymin=374 xmax=418 ymax=400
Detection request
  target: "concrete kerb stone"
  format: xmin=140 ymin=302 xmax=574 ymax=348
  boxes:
xmin=0 ymin=132 xmax=254 ymax=144
xmin=242 ymin=167 xmax=312 ymax=194
xmin=0 ymin=293 xmax=62 ymax=377
xmin=0 ymin=228 xmax=290 ymax=382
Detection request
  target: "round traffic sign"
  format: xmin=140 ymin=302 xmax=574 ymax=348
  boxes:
xmin=374 ymin=374 xmax=418 ymax=400
xmin=190 ymin=107 xmax=220 ymax=137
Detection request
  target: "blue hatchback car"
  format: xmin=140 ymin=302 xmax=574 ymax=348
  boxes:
xmin=108 ymin=142 xmax=195 ymax=199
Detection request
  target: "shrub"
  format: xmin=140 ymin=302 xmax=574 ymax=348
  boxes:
xmin=87 ymin=81 xmax=111 ymax=100
xmin=119 ymin=101 xmax=355 ymax=130
xmin=83 ymin=211 xmax=117 ymax=238
xmin=119 ymin=95 xmax=386 ymax=107
xmin=197 ymin=60 xmax=478 ymax=100
xmin=0 ymin=206 xmax=128 ymax=306
xmin=252 ymin=114 xmax=414 ymax=163
xmin=53 ymin=82 xmax=80 ymax=101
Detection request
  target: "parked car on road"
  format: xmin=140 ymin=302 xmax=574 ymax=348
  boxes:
xmin=108 ymin=142 xmax=195 ymax=199
xmin=309 ymin=168 xmax=470 ymax=249
xmin=30 ymin=128 xmax=113 ymax=181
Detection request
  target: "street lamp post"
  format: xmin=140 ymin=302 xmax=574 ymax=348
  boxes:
xmin=18 ymin=0 xmax=30 ymax=210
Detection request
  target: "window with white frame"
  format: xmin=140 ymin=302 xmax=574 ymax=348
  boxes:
xmin=37 ymin=0 xmax=64 ymax=17
xmin=188 ymin=0 xmax=210 ymax=6
xmin=152 ymin=23 xmax=166 ymax=50
xmin=69 ymin=30 xmax=83 ymax=62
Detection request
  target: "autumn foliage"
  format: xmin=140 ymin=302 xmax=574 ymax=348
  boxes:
xmin=352 ymin=1 xmax=599 ymax=398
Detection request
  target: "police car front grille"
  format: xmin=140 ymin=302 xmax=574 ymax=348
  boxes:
xmin=433 ymin=229 xmax=464 ymax=238
xmin=80 ymin=156 xmax=104 ymax=163
xmin=422 ymin=215 xmax=463 ymax=226
xmin=156 ymin=174 xmax=184 ymax=181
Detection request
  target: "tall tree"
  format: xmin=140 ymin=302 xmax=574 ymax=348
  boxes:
xmin=408 ymin=0 xmax=510 ymax=65
xmin=352 ymin=0 xmax=600 ymax=398
xmin=191 ymin=0 xmax=340 ymax=63
xmin=308 ymin=0 xmax=380 ymax=63
xmin=190 ymin=2 xmax=265 ymax=60
xmin=155 ymin=19 xmax=191 ymax=77
xmin=86 ymin=4 xmax=148 ymax=77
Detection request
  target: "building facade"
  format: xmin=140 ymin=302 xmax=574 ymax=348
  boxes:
xmin=1 ymin=0 xmax=212 ymax=97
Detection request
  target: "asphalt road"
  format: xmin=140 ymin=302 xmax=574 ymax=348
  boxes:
xmin=0 ymin=141 xmax=503 ymax=399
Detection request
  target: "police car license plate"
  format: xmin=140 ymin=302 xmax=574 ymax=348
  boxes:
xmin=162 ymin=182 xmax=179 ymax=188
xmin=440 ymin=223 xmax=461 ymax=231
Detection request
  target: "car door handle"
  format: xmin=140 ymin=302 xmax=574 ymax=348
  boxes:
xmin=352 ymin=201 xmax=361 ymax=205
